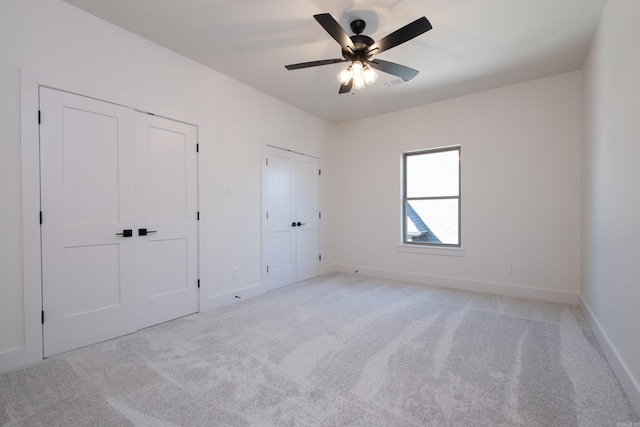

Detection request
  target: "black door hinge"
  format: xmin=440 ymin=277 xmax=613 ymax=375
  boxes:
xmin=266 ymin=158 xmax=269 ymax=166
xmin=319 ymin=169 xmax=321 ymax=176
xmin=39 ymin=211 xmax=43 ymax=224
xmin=41 ymin=311 xmax=44 ymax=324
xmin=197 ymin=279 xmax=200 ymax=288
xmin=319 ymin=212 xmax=321 ymax=219
xmin=319 ymin=255 xmax=322 ymax=261
xmin=266 ymin=265 xmax=269 ymax=273
xmin=197 ymin=211 xmax=200 ymax=221
xmin=38 ymin=110 xmax=41 ymax=124
xmin=196 ymin=143 xmax=199 ymax=153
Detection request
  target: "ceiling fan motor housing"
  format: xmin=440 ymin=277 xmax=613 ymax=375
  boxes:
xmin=342 ymin=34 xmax=375 ymax=62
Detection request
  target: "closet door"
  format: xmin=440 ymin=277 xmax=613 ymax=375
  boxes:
xmin=262 ymin=146 xmax=320 ymax=290
xmin=135 ymin=113 xmax=199 ymax=329
xmin=40 ymin=89 xmax=200 ymax=357
xmin=294 ymin=154 xmax=320 ymax=282
xmin=263 ymin=147 xmax=297 ymax=288
xmin=40 ymin=88 xmax=137 ymax=357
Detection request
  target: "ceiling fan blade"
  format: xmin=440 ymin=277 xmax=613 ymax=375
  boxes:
xmin=339 ymin=78 xmax=353 ymax=94
xmin=285 ymin=58 xmax=348 ymax=70
xmin=366 ymin=17 xmax=432 ymax=55
xmin=314 ymin=13 xmax=356 ymax=52
xmin=368 ymin=59 xmax=419 ymax=82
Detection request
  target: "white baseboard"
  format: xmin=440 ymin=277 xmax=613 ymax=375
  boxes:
xmin=332 ymin=265 xmax=579 ymax=305
xmin=321 ymin=264 xmax=335 ymax=276
xmin=580 ymin=297 xmax=640 ymax=417
xmin=200 ymin=282 xmax=267 ymax=311
xmin=0 ymin=347 xmax=29 ymax=375
xmin=203 ymin=269 xmax=338 ymax=308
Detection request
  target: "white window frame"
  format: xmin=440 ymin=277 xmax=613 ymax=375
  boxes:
xmin=401 ymin=145 xmax=461 ymax=249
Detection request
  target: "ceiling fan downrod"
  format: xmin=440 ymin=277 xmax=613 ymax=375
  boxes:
xmin=350 ymin=19 xmax=366 ymax=35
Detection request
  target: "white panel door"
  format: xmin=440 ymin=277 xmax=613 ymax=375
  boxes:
xmin=135 ymin=113 xmax=199 ymax=329
xmin=263 ymin=146 xmax=320 ymax=290
xmin=263 ymin=147 xmax=297 ymax=289
xmin=295 ymin=155 xmax=320 ymax=282
xmin=40 ymin=88 xmax=137 ymax=357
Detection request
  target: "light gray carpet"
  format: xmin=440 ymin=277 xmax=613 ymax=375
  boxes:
xmin=1 ymin=273 xmax=638 ymax=426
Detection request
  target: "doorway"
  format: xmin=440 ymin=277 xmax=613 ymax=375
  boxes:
xmin=39 ymin=88 xmax=199 ymax=357
xmin=262 ymin=145 xmax=321 ymax=290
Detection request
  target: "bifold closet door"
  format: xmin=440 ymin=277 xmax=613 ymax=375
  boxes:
xmin=135 ymin=113 xmax=198 ymax=330
xmin=263 ymin=146 xmax=320 ymax=290
xmin=40 ymin=87 xmax=137 ymax=357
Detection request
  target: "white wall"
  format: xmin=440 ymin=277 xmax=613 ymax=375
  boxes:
xmin=0 ymin=0 xmax=333 ymax=370
xmin=581 ymin=0 xmax=640 ymax=414
xmin=333 ymin=71 xmax=582 ymax=303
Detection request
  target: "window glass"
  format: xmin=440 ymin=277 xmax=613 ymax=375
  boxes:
xmin=406 ymin=150 xmax=459 ymax=198
xmin=406 ymin=199 xmax=459 ymax=245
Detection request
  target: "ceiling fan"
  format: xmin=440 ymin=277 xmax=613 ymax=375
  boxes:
xmin=285 ymin=13 xmax=432 ymax=94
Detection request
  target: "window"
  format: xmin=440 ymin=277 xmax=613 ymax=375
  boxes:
xmin=402 ymin=146 xmax=460 ymax=247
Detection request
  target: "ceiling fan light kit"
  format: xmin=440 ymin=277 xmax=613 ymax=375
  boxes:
xmin=337 ymin=60 xmax=379 ymax=88
xmin=285 ymin=13 xmax=432 ymax=94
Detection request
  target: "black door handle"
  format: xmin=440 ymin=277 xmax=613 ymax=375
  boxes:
xmin=116 ymin=229 xmax=133 ymax=237
xmin=297 ymin=222 xmax=306 ymax=226
xmin=291 ymin=222 xmax=297 ymax=227
xmin=138 ymin=228 xmax=157 ymax=236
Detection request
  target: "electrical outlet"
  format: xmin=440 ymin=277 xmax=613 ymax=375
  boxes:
xmin=232 ymin=267 xmax=238 ymax=278
xmin=508 ymin=263 xmax=516 ymax=273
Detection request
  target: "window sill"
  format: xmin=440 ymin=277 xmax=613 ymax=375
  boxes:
xmin=397 ymin=244 xmax=465 ymax=257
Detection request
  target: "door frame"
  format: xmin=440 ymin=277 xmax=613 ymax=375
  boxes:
xmin=16 ymin=68 xmax=204 ymax=371
xmin=261 ymin=142 xmax=321 ymax=291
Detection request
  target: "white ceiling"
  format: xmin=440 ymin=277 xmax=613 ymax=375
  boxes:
xmin=61 ymin=0 xmax=607 ymax=124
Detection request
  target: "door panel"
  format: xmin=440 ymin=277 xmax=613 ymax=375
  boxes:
xmin=62 ymin=108 xmax=121 ymax=224
xmin=147 ymin=238 xmax=188 ymax=296
xmin=40 ymin=87 xmax=137 ymax=357
xmin=296 ymin=228 xmax=320 ymax=281
xmin=148 ymin=126 xmax=188 ymax=222
xmin=63 ymin=245 xmax=122 ymax=315
xmin=136 ymin=114 xmax=198 ymax=330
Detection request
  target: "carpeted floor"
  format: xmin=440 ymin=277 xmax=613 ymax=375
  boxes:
xmin=1 ymin=273 xmax=638 ymax=426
